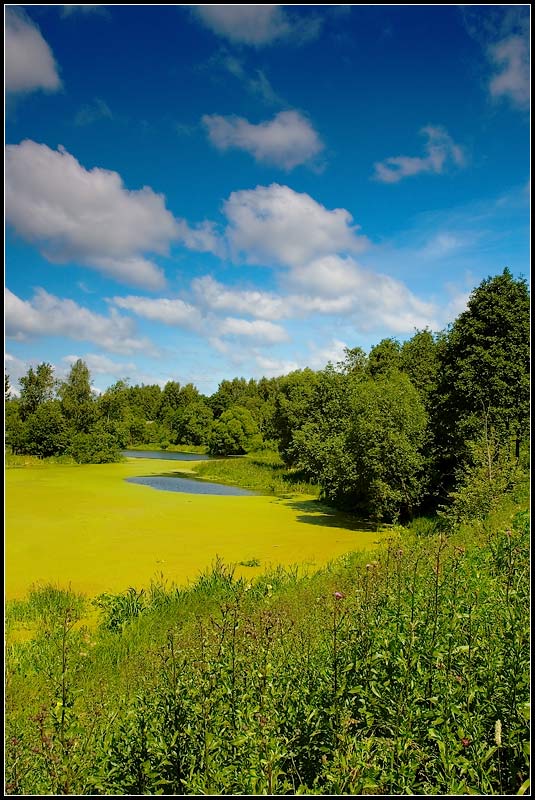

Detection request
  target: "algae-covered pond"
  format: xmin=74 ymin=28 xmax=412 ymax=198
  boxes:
xmin=5 ymin=456 xmax=386 ymax=600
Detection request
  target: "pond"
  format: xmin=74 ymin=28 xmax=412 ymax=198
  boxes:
xmin=122 ymin=449 xmax=213 ymax=461
xmin=125 ymin=475 xmax=256 ymax=496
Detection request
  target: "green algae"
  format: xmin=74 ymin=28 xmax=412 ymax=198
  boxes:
xmin=5 ymin=457 xmax=386 ymax=600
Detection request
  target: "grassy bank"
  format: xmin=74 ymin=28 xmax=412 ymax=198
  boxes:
xmin=187 ymin=449 xmax=320 ymax=496
xmin=5 ymin=493 xmax=530 ymax=795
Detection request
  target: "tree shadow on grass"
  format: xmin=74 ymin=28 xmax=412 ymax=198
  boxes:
xmin=278 ymin=497 xmax=389 ymax=534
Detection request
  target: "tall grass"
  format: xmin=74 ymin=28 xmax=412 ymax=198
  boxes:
xmin=5 ymin=503 xmax=530 ymax=795
xmin=189 ymin=450 xmax=319 ymax=495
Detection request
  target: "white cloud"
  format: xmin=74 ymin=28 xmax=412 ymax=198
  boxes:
xmin=62 ymin=353 xmax=137 ymax=376
xmin=5 ymin=288 xmax=154 ymax=355
xmin=110 ymin=292 xmax=288 ymax=344
xmin=175 ymin=219 xmax=224 ymax=256
xmin=280 ymin=253 xmax=439 ymax=332
xmin=373 ymin=126 xmax=465 ymax=184
xmin=218 ymin=317 xmax=288 ymax=343
xmin=193 ymin=5 xmax=320 ymax=46
xmin=254 ymin=355 xmax=300 ymax=377
xmin=224 ymin=183 xmax=368 ymax=267
xmin=111 ymin=295 xmax=204 ymax=330
xmin=489 ymin=35 xmax=529 ymax=109
xmin=5 ymin=140 xmax=220 ymax=289
xmin=203 ymin=111 xmax=323 ymax=170
xmin=5 ymin=7 xmax=61 ymax=94
xmin=288 ymin=255 xmax=363 ymax=297
xmin=192 ymin=275 xmax=288 ymax=320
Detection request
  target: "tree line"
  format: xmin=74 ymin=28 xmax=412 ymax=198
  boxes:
xmin=5 ymin=269 xmax=530 ymax=524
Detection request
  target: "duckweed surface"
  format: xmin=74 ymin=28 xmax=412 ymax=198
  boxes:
xmin=6 ymin=457 xmax=385 ymax=600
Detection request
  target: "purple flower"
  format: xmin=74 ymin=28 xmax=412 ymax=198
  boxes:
xmin=334 ymin=591 xmax=345 ymax=600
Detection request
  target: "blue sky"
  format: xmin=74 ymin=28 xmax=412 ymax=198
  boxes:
xmin=5 ymin=4 xmax=530 ymax=395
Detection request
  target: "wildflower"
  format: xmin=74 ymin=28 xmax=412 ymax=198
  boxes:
xmin=455 ymin=675 xmax=463 ymax=683
xmin=495 ymin=719 xmax=502 ymax=747
xmin=461 ymin=737 xmax=470 ymax=747
xmin=334 ymin=591 xmax=345 ymax=600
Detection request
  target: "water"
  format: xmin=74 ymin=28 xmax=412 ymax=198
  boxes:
xmin=125 ymin=475 xmax=255 ymax=496
xmin=122 ymin=449 xmax=213 ymax=461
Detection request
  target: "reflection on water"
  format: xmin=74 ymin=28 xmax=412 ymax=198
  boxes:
xmin=122 ymin=449 xmax=213 ymax=461
xmin=125 ymin=475 xmax=255 ymax=496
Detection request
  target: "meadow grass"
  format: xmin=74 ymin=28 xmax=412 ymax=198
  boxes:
xmin=185 ymin=449 xmax=320 ymax=495
xmin=5 ymin=499 xmax=529 ymax=795
xmin=5 ymin=456 xmax=382 ymax=600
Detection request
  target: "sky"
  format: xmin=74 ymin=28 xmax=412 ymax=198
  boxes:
xmin=4 ymin=4 xmax=530 ymax=396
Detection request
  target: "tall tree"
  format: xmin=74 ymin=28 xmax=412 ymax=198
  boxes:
xmin=431 ymin=268 xmax=530 ymax=501
xmin=19 ymin=362 xmax=55 ymax=420
xmin=367 ymin=338 xmax=401 ymax=377
xmin=59 ymin=359 xmax=95 ymax=433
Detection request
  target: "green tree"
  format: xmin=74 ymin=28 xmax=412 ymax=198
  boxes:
xmin=336 ymin=346 xmax=368 ymax=375
xmin=367 ymin=338 xmax=401 ymax=378
xmin=208 ymin=406 xmax=263 ymax=456
xmin=25 ymin=401 xmax=69 ymax=458
xmin=67 ymin=423 xmax=123 ymax=464
xmin=19 ymin=362 xmax=56 ymax=420
xmin=170 ymin=401 xmax=213 ymax=446
xmin=431 ymin=268 xmax=530 ymax=502
xmin=59 ymin=359 xmax=95 ymax=433
xmin=292 ymin=373 xmax=428 ymax=522
xmin=157 ymin=381 xmax=182 ymax=422
xmin=399 ymin=328 xmax=442 ymax=403
xmin=271 ymin=369 xmax=322 ymax=464
xmin=5 ymin=399 xmax=27 ymax=454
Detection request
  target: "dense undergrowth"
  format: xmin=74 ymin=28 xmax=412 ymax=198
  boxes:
xmin=5 ymin=497 xmax=530 ymax=795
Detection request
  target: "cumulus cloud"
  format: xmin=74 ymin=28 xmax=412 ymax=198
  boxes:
xmin=254 ymin=355 xmax=300 ymax=377
xmin=62 ymin=353 xmax=137 ymax=376
xmin=203 ymin=111 xmax=324 ymax=170
xmin=224 ymin=183 xmax=368 ymax=267
xmin=193 ymin=5 xmax=321 ymax=46
xmin=5 ymin=7 xmax=61 ymax=94
xmin=192 ymin=275 xmax=288 ymax=320
xmin=5 ymin=140 xmax=221 ymax=288
xmin=5 ymin=288 xmax=155 ymax=355
xmin=373 ymin=126 xmax=465 ymax=184
xmin=489 ymin=35 xmax=530 ymax=109
xmin=110 ymin=293 xmax=288 ymax=345
xmin=111 ymin=295 xmax=204 ymax=330
xmin=218 ymin=317 xmax=288 ymax=343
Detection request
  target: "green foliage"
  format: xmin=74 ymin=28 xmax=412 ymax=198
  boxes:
xmin=431 ymin=268 xmax=530 ymax=502
xmin=208 ymin=405 xmax=263 ymax=456
xmin=170 ymin=400 xmax=213 ymax=446
xmin=293 ymin=372 xmax=428 ymax=522
xmin=399 ymin=328 xmax=442 ymax=402
xmin=59 ymin=359 xmax=95 ymax=433
xmin=367 ymin=337 xmax=401 ymax=377
xmin=66 ymin=424 xmax=123 ymax=464
xmin=19 ymin=362 xmax=56 ymax=420
xmin=25 ymin=401 xmax=69 ymax=458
